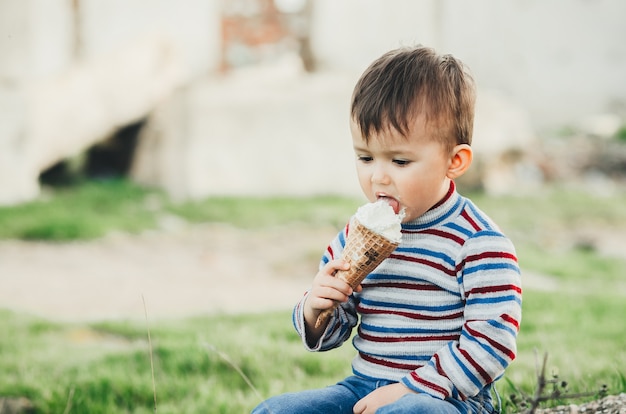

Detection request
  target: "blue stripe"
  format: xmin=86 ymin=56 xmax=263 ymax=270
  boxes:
xmin=291 ymin=308 xmax=298 ymax=331
xmin=321 ymin=229 xmax=347 ymax=265
xmin=449 ymin=342 xmax=483 ymax=389
xmin=338 ymin=230 xmax=346 ymax=247
xmin=365 ymin=273 xmax=423 ymax=283
xmin=460 ymin=331 xmax=508 ymax=367
xmin=403 ymin=197 xmax=463 ymax=230
xmin=335 ymin=319 xmax=351 ymax=343
xmin=444 ymin=222 xmax=473 ymax=237
xmin=380 ymin=353 xmax=430 ymax=362
xmin=466 ymin=295 xmax=522 ymax=306
xmin=473 ymin=229 xmax=506 ymax=239
xmin=361 ymin=322 xmax=457 ymax=335
xmin=465 ymin=262 xmax=520 ymax=275
xmin=450 ymin=385 xmax=460 ymax=399
xmin=487 ymin=319 xmax=518 ymax=337
xmin=466 ymin=202 xmax=493 ymax=230
xmin=394 ymin=247 xmax=456 ymax=266
xmin=359 ymin=298 xmax=463 ymax=312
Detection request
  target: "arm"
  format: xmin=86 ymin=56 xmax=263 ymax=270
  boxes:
xmin=293 ymin=226 xmax=360 ymax=351
xmin=302 ymin=259 xmax=352 ymax=346
xmin=401 ymin=232 xmax=522 ymax=400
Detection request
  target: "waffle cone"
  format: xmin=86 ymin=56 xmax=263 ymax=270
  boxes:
xmin=314 ymin=218 xmax=399 ymax=328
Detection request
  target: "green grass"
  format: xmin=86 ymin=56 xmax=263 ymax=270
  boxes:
xmin=1 ymin=290 xmax=624 ymax=413
xmin=166 ymin=194 xmax=361 ymax=229
xmin=0 ymin=180 xmax=159 ymax=240
xmin=0 ymin=179 xmax=362 ymax=240
xmin=1 ymin=181 xmax=625 ymax=412
xmin=616 ymin=125 xmax=626 ymax=142
xmin=0 ymin=310 xmax=355 ymax=413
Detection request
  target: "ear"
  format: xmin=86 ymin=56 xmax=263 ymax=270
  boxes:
xmin=446 ymin=144 xmax=473 ymax=179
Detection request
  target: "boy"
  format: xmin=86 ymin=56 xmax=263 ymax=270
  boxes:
xmin=252 ymin=45 xmax=522 ymax=414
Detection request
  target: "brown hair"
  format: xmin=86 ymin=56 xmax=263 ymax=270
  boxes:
xmin=350 ymin=46 xmax=476 ymax=151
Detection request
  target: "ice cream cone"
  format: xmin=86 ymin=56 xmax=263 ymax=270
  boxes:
xmin=314 ymin=218 xmax=399 ymax=328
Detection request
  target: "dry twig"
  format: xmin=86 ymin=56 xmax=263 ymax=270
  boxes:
xmin=511 ymin=351 xmax=609 ymax=414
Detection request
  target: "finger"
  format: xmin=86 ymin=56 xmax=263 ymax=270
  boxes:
xmin=315 ymin=274 xmax=353 ymax=296
xmin=311 ymin=285 xmax=351 ymax=305
xmin=307 ymin=296 xmax=336 ymax=312
xmin=353 ymin=399 xmax=365 ymax=414
xmin=320 ymin=284 xmax=352 ymax=301
xmin=322 ymin=259 xmax=350 ymax=275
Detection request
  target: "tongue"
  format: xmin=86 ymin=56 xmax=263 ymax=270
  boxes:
xmin=381 ymin=197 xmax=400 ymax=215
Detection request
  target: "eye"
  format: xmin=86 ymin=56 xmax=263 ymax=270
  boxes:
xmin=357 ymin=155 xmax=373 ymax=163
xmin=393 ymin=159 xmax=411 ymax=166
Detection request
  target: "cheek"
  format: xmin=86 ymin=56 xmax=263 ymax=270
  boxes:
xmin=355 ymin=165 xmax=370 ymax=187
xmin=357 ymin=174 xmax=372 ymax=193
xmin=395 ymin=166 xmax=437 ymax=201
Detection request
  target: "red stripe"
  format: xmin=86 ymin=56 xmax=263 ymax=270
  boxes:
xmin=501 ymin=313 xmax=520 ymax=331
xmin=469 ymin=284 xmax=522 ymax=295
xmin=327 ymin=222 xmax=350 ymax=260
xmin=358 ymin=306 xmax=464 ymax=321
xmin=432 ymin=353 xmax=466 ymax=399
xmin=433 ymin=353 xmax=445 ymax=376
xmin=465 ymin=324 xmax=516 ymax=360
xmin=358 ymin=329 xmax=458 ymax=343
xmin=361 ymin=281 xmax=443 ymax=291
xmin=461 ymin=210 xmax=481 ymax=231
xmin=390 ymin=253 xmax=456 ymax=276
xmin=458 ymin=347 xmax=492 ymax=383
xmin=409 ymin=372 xmax=450 ymax=397
xmin=404 ymin=228 xmax=465 ymax=246
xmin=359 ymin=352 xmax=421 ymax=371
xmin=466 ymin=251 xmax=518 ymax=263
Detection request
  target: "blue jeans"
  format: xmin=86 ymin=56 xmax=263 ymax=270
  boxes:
xmin=251 ymin=375 xmax=496 ymax=414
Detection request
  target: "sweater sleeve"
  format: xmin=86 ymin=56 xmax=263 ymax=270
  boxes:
xmin=293 ymin=291 xmax=359 ymax=351
xmin=401 ymin=231 xmax=522 ymax=399
xmin=292 ymin=224 xmax=360 ymax=351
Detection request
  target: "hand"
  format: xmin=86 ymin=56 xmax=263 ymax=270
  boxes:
xmin=353 ymin=383 xmax=415 ymax=414
xmin=304 ymin=259 xmax=352 ymax=322
xmin=303 ymin=259 xmax=361 ymax=341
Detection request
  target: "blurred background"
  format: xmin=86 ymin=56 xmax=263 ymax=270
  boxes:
xmin=1 ymin=0 xmax=625 ymax=205
xmin=1 ymin=2 xmax=625 ymax=412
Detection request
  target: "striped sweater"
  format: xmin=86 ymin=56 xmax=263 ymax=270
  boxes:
xmin=293 ymin=183 xmax=522 ymax=400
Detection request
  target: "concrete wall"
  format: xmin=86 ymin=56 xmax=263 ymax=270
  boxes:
xmin=132 ymin=60 xmax=360 ymax=201
xmin=0 ymin=0 xmax=73 ymax=83
xmin=0 ymin=0 xmax=221 ymax=205
xmin=310 ymin=0 xmax=626 ymax=129
xmin=78 ymin=0 xmax=220 ymax=80
xmin=1 ymin=0 xmax=625 ymax=205
xmin=443 ymin=0 xmax=626 ymax=129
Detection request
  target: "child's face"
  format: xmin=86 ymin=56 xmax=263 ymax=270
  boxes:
xmin=350 ymin=117 xmax=454 ymax=223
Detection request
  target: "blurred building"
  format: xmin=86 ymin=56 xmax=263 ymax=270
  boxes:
xmin=1 ymin=0 xmax=625 ymax=204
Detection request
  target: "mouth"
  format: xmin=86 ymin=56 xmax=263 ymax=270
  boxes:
xmin=376 ymin=194 xmax=401 ymax=214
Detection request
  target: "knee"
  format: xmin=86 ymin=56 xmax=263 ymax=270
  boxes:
xmin=250 ymin=400 xmax=275 ymax=414
xmin=250 ymin=403 xmax=269 ymax=414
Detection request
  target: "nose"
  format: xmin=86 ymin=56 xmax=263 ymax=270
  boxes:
xmin=371 ymin=163 xmax=391 ymax=185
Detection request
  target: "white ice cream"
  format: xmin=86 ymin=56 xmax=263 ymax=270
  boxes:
xmin=354 ymin=200 xmax=404 ymax=243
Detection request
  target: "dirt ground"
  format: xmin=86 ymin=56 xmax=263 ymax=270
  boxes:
xmin=0 ymin=224 xmax=341 ymax=322
xmin=0 ymin=222 xmax=623 ymax=323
